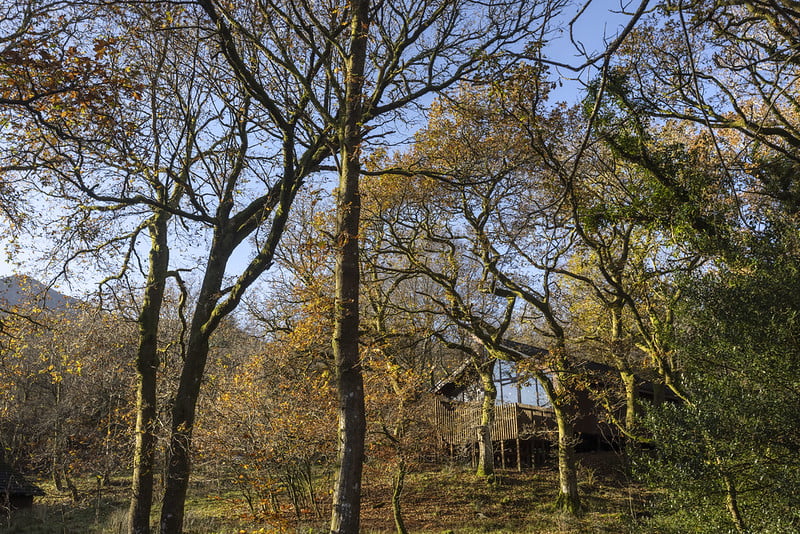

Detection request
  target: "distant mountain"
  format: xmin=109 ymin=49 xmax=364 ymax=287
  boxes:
xmin=0 ymin=275 xmax=81 ymax=311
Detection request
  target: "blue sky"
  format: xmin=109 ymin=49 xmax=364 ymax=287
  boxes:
xmin=0 ymin=2 xmax=639 ymax=292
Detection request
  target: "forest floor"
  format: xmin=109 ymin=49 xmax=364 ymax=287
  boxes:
xmin=0 ymin=452 xmax=657 ymax=533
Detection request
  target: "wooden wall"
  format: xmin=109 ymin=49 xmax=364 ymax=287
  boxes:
xmin=433 ymin=399 xmax=555 ymax=445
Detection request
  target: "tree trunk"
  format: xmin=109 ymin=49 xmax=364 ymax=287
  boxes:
xmin=723 ymin=471 xmax=747 ymax=533
xmin=610 ymin=305 xmax=638 ymax=441
xmin=553 ymin=403 xmax=581 ymax=514
xmin=329 ymin=1 xmax=369 ymax=533
xmin=159 ymin=247 xmax=228 ymax=533
xmin=528 ymin=349 xmax=581 ymax=515
xmin=52 ymin=382 xmax=65 ymax=492
xmin=159 ymin=330 xmax=212 ymax=533
xmin=476 ymin=425 xmax=494 ymax=478
xmin=620 ymin=370 xmax=637 ymax=437
xmin=476 ymin=360 xmax=496 ymax=478
xmin=391 ymin=459 xmax=408 ymax=534
xmin=129 ymin=211 xmax=170 ymax=534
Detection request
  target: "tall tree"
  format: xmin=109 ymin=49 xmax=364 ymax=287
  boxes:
xmin=328 ymin=2 xmax=370 ymax=529
xmin=641 ymin=243 xmax=800 ymax=533
xmin=606 ymin=4 xmax=800 ymax=529
xmin=195 ymin=1 xmax=561 ymax=531
xmin=363 ymin=73 xmax=587 ymax=512
xmin=3 ymin=5 xmax=306 ymax=532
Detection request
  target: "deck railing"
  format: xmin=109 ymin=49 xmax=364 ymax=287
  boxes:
xmin=433 ymin=399 xmax=555 ymax=445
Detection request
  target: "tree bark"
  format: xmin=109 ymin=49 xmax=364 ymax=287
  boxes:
xmin=391 ymin=458 xmax=408 ymax=534
xmin=476 ymin=360 xmax=496 ymax=478
xmin=545 ymin=347 xmax=581 ymax=515
xmin=527 ymin=347 xmax=581 ymax=515
xmin=329 ymin=4 xmax=369 ymax=533
xmin=723 ymin=471 xmax=747 ymax=533
xmin=159 ymin=243 xmax=228 ymax=533
xmin=476 ymin=425 xmax=494 ymax=478
xmin=620 ymin=370 xmax=637 ymax=436
xmin=158 ymin=319 xmax=216 ymax=532
xmin=129 ymin=211 xmax=170 ymax=534
xmin=553 ymin=402 xmax=581 ymax=514
xmin=610 ymin=304 xmax=638 ymax=440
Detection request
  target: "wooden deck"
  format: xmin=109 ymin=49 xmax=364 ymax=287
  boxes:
xmin=433 ymin=399 xmax=556 ymax=445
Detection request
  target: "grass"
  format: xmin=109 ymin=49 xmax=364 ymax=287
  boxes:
xmin=0 ymin=453 xmax=655 ymax=533
xmin=357 ymin=455 xmax=650 ymax=534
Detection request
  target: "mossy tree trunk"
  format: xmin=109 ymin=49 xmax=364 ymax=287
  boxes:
xmin=154 ymin=131 xmax=302 ymax=533
xmin=552 ymin=402 xmax=580 ymax=514
xmin=476 ymin=359 xmax=497 ymax=479
xmin=391 ymin=458 xmax=408 ymax=534
xmin=532 ymin=348 xmax=581 ymax=515
xmin=722 ymin=471 xmax=747 ymax=533
xmin=129 ymin=209 xmax=171 ymax=534
xmin=609 ymin=303 xmax=638 ymax=443
xmin=159 ymin=251 xmax=224 ymax=534
xmin=620 ymin=370 xmax=637 ymax=436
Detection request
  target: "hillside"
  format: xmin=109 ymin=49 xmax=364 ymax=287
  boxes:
xmin=0 ymin=275 xmax=80 ymax=311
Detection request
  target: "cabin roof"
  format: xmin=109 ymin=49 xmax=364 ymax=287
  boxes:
xmin=432 ymin=340 xmax=675 ymax=401
xmin=0 ymin=461 xmax=44 ymax=497
xmin=432 ymin=340 xmax=548 ymax=397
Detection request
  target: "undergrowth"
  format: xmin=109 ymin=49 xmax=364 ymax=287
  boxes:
xmin=1 ymin=454 xmax=657 ymax=533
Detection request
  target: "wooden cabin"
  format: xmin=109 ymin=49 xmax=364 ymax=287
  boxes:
xmin=0 ymin=460 xmax=44 ymax=511
xmin=432 ymin=341 xmax=677 ymax=465
xmin=432 ymin=399 xmax=554 ymax=469
xmin=431 ymin=347 xmax=557 ymax=469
